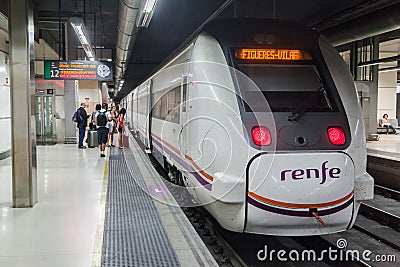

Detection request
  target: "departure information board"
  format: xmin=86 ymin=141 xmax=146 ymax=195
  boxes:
xmin=235 ymin=49 xmax=312 ymax=61
xmin=44 ymin=60 xmax=113 ymax=81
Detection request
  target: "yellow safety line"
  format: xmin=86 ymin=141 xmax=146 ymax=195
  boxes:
xmin=91 ymin=149 xmax=110 ymax=267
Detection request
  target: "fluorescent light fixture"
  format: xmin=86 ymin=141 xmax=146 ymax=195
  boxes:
xmin=137 ymin=0 xmax=158 ymax=28
xmin=69 ymin=17 xmax=95 ymax=61
xmin=378 ymin=66 xmax=400 ymax=73
xmin=358 ymin=55 xmax=400 ymax=67
xmin=143 ymin=0 xmax=157 ymax=12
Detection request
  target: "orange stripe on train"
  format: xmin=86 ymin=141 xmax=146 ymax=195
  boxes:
xmin=151 ymin=132 xmax=213 ymax=181
xmin=248 ymin=190 xmax=354 ymax=209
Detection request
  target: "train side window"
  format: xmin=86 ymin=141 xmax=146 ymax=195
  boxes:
xmin=152 ymin=92 xmax=161 ymax=118
xmin=166 ymin=86 xmax=181 ymax=123
xmin=144 ymin=96 xmax=148 ymax=115
xmin=138 ymin=97 xmax=142 ymax=114
xmin=174 ymin=86 xmax=181 ymax=123
xmin=139 ymin=96 xmax=147 ymax=115
xmin=160 ymin=94 xmax=167 ymax=120
xmin=143 ymin=96 xmax=147 ymax=114
xmin=153 ymin=100 xmax=160 ymax=118
xmin=167 ymin=88 xmax=176 ymax=122
xmin=182 ymin=83 xmax=187 ymax=112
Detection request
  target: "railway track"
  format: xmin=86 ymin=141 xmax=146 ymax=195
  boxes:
xmin=374 ymin=184 xmax=400 ymax=201
xmin=355 ymin=185 xmax=400 ymax=252
xmin=367 ymin=155 xmax=400 ymax=191
xmin=146 ymin=145 xmax=400 ymax=266
xmin=174 ymin=186 xmax=399 ymax=266
xmin=165 ymin=182 xmax=397 ymax=266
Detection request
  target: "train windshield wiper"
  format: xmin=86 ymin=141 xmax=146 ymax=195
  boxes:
xmin=288 ymin=85 xmax=332 ymax=122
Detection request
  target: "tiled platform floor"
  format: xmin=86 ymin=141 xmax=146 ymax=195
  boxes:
xmin=0 ymin=144 xmax=106 ymax=267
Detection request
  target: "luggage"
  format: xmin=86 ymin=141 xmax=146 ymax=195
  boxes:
xmin=87 ymin=130 xmax=98 ymax=148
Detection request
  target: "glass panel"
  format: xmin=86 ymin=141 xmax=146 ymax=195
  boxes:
xmin=160 ymin=95 xmax=167 ymax=119
xmin=236 ymin=64 xmax=337 ymax=112
xmin=182 ymin=83 xmax=187 ymax=112
xmin=35 ymin=96 xmax=42 ymax=142
xmin=43 ymin=96 xmax=53 ymax=142
xmin=0 ymin=51 xmax=12 ymax=206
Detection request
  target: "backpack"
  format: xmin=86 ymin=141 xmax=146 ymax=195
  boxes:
xmin=97 ymin=111 xmax=107 ymax=126
xmin=72 ymin=109 xmax=83 ymax=123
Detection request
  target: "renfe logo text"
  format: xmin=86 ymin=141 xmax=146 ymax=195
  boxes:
xmin=280 ymin=161 xmax=340 ymax=185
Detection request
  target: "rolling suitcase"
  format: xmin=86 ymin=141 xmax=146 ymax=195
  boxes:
xmin=87 ymin=130 xmax=98 ymax=148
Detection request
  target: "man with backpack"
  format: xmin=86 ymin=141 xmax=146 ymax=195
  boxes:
xmin=95 ymin=103 xmax=110 ymax=157
xmin=75 ymin=103 xmax=90 ymax=149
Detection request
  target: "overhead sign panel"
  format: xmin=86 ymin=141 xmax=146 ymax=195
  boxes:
xmin=235 ymin=49 xmax=312 ymax=61
xmin=44 ymin=60 xmax=113 ymax=81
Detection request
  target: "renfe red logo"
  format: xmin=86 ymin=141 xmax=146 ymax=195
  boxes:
xmin=280 ymin=161 xmax=340 ymax=185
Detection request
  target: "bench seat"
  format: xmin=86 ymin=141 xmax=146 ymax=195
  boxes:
xmin=377 ymin=118 xmax=400 ymax=134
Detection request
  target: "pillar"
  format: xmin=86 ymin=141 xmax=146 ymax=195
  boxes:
xmin=369 ymin=36 xmax=379 ymax=136
xmin=65 ymin=80 xmax=79 ymax=143
xmin=8 ymin=0 xmax=37 ymax=207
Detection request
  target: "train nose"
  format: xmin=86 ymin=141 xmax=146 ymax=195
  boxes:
xmin=245 ymin=153 xmax=355 ymax=236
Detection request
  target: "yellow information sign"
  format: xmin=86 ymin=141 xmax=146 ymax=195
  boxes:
xmin=235 ymin=49 xmax=312 ymax=61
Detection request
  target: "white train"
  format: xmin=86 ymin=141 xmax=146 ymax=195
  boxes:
xmin=120 ymin=18 xmax=374 ymax=236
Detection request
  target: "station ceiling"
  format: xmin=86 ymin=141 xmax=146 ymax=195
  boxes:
xmin=0 ymin=0 xmax=399 ymax=100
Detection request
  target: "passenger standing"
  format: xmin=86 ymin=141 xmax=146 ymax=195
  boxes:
xmin=106 ymin=116 xmax=114 ymax=147
xmin=107 ymin=106 xmax=117 ymax=147
xmin=117 ymin=108 xmax=126 ymax=149
xmin=77 ymin=103 xmax=90 ymax=149
xmin=95 ymin=103 xmax=110 ymax=157
xmin=90 ymin=104 xmax=101 ymax=130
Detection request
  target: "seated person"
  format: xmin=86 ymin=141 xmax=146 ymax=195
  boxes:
xmin=379 ymin=114 xmax=398 ymax=135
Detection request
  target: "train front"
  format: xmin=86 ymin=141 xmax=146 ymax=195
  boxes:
xmin=204 ymin=19 xmax=374 ymax=236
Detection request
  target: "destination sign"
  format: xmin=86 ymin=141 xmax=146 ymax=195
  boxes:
xmin=235 ymin=49 xmax=312 ymax=61
xmin=44 ymin=60 xmax=113 ymax=81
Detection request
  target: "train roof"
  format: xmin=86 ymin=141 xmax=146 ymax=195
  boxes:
xmin=203 ymin=18 xmax=317 ymax=34
xmin=201 ymin=18 xmax=320 ymax=49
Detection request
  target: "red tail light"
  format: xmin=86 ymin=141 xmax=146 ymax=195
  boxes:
xmin=251 ymin=126 xmax=271 ymax=146
xmin=327 ymin=127 xmax=346 ymax=145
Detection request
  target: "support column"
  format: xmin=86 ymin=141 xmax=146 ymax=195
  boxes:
xmin=369 ymin=36 xmax=379 ymax=136
xmin=8 ymin=0 xmax=37 ymax=207
xmin=64 ymin=80 xmax=79 ymax=143
xmin=349 ymin=42 xmax=358 ymax=79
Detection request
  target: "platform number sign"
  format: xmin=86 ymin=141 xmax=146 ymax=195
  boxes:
xmin=44 ymin=60 xmax=113 ymax=81
xmin=50 ymin=69 xmax=60 ymax=78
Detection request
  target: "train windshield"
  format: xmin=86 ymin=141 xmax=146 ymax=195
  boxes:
xmin=236 ymin=64 xmax=337 ymax=113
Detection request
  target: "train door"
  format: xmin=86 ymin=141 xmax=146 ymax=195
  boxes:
xmin=179 ymin=76 xmax=189 ymax=168
xmin=145 ymin=80 xmax=153 ymax=151
xmin=35 ymin=90 xmax=56 ymax=145
xmin=132 ymin=92 xmax=135 ymax=132
xmin=134 ymin=90 xmax=139 ymax=135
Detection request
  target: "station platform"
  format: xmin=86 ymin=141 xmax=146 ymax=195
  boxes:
xmin=0 ymin=134 xmax=217 ymax=267
xmin=367 ymin=134 xmax=400 ymax=161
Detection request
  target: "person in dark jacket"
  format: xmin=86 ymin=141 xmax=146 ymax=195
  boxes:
xmin=77 ymin=102 xmax=90 ymax=148
xmin=90 ymin=104 xmax=101 ymax=130
xmin=95 ymin=103 xmax=110 ymax=157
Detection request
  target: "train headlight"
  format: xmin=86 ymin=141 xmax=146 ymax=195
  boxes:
xmin=251 ymin=126 xmax=271 ymax=146
xmin=327 ymin=127 xmax=346 ymax=145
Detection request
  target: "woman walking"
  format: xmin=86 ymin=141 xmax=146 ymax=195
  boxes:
xmin=117 ymin=108 xmax=126 ymax=149
xmin=107 ymin=106 xmax=118 ymax=147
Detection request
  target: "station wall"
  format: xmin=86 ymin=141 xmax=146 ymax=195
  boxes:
xmin=77 ymin=80 xmax=101 ymax=116
xmin=378 ymin=70 xmax=397 ymax=119
xmin=377 ymin=51 xmax=398 ymax=120
xmin=0 ymin=51 xmax=11 ymax=159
